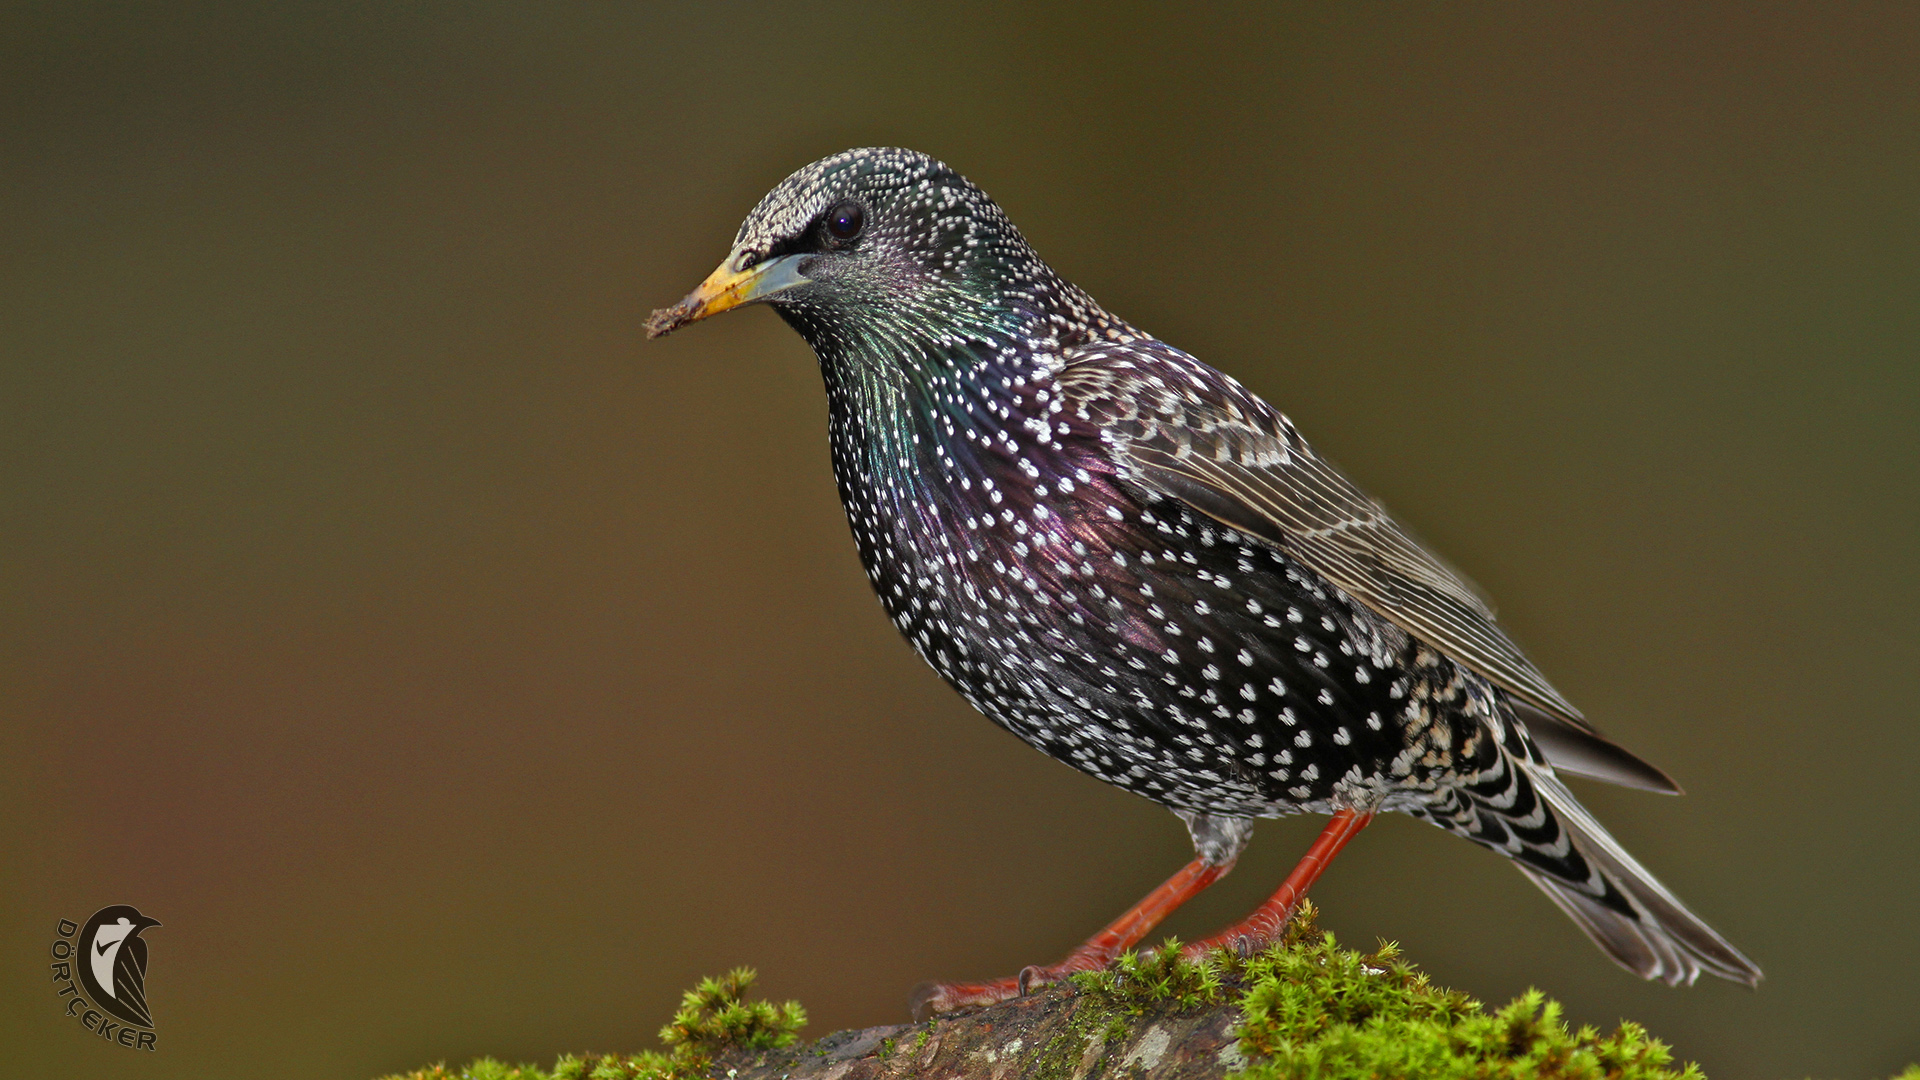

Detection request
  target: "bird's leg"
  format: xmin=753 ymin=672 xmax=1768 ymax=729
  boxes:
xmin=1181 ymin=808 xmax=1374 ymax=960
xmin=910 ymin=854 xmax=1236 ymax=1018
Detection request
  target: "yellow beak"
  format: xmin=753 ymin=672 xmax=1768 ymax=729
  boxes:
xmin=645 ymin=252 xmax=811 ymax=338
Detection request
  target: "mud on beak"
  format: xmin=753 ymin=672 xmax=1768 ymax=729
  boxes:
xmin=644 ymin=252 xmax=810 ymax=338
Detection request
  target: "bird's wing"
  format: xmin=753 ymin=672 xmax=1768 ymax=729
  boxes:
xmin=1054 ymin=340 xmax=1587 ymax=724
xmin=114 ymin=936 xmax=153 ymax=1027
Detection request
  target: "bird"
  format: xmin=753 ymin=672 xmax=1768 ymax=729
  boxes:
xmin=79 ymin=905 xmax=161 ymax=1028
xmin=645 ymin=147 xmax=1761 ymax=1013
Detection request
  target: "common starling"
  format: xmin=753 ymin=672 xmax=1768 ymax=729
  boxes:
xmin=646 ymin=148 xmax=1761 ymax=1012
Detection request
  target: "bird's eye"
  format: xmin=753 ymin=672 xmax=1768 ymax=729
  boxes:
xmin=825 ymin=201 xmax=864 ymax=242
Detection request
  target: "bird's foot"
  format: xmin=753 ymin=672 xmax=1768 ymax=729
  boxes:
xmin=1177 ymin=911 xmax=1292 ymax=963
xmin=909 ymin=949 xmax=1115 ymax=1020
xmin=908 ymin=976 xmax=1016 ymax=1019
xmin=909 ymin=854 xmax=1251 ymax=1019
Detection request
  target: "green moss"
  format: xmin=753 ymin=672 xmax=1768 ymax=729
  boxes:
xmin=376 ymin=968 xmax=803 ymax=1080
xmin=656 ymin=968 xmax=807 ymax=1061
xmin=1062 ymin=901 xmax=1715 ymax=1079
xmin=1218 ymin=904 xmax=1699 ymax=1079
xmin=1023 ymin=989 xmax=1123 ymax=1080
xmin=1071 ymin=937 xmax=1227 ymax=1013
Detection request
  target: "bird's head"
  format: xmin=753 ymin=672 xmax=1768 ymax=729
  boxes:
xmin=92 ymin=905 xmax=161 ymax=934
xmin=646 ymin=148 xmax=1066 ymax=346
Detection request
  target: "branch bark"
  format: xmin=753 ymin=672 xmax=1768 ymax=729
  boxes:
xmin=711 ymin=982 xmax=1243 ymax=1080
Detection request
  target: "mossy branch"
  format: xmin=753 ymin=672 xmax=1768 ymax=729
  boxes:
xmin=379 ymin=907 xmax=1914 ymax=1080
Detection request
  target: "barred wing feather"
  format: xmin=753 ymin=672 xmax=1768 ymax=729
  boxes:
xmin=1058 ymin=343 xmax=1584 ymax=724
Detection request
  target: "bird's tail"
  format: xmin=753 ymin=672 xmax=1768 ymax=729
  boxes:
xmin=1514 ymin=768 xmax=1761 ymax=986
xmin=1424 ymin=745 xmax=1762 ymax=987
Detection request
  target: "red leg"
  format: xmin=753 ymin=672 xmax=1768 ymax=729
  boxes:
xmin=1181 ymin=809 xmax=1374 ymax=960
xmin=912 ymin=854 xmax=1234 ymax=1018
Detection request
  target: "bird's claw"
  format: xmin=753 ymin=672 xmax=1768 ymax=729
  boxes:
xmin=912 ymin=954 xmax=1102 ymax=1021
xmin=909 ymin=977 xmax=1020 ymax=1021
xmin=1017 ymin=964 xmax=1048 ymax=995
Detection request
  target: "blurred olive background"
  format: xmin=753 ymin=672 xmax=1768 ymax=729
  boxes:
xmin=3 ymin=4 xmax=1916 ymax=1078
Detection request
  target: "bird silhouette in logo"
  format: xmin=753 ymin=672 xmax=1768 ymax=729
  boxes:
xmin=77 ymin=905 xmax=161 ymax=1028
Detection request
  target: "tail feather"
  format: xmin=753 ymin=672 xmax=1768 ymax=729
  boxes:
xmin=1519 ymin=769 xmax=1762 ymax=987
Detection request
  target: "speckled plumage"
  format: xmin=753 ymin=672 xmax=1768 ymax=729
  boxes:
xmin=649 ymin=148 xmax=1760 ymax=991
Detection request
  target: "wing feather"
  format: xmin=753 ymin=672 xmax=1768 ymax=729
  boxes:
xmin=1057 ymin=342 xmax=1586 ymax=723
